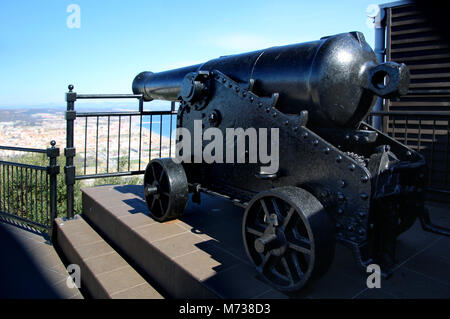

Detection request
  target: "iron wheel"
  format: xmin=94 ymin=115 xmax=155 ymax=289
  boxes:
xmin=243 ymin=186 xmax=335 ymax=291
xmin=143 ymin=158 xmax=188 ymax=222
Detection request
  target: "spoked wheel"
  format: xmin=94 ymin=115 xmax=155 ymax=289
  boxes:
xmin=143 ymin=158 xmax=188 ymax=222
xmin=243 ymin=187 xmax=335 ymax=292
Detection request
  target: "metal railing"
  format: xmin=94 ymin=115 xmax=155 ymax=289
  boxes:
xmin=0 ymin=142 xmax=60 ymax=234
xmin=369 ymin=110 xmax=450 ymax=197
xmin=64 ymin=85 xmax=177 ymax=218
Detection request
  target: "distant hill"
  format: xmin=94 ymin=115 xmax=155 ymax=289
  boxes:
xmin=0 ymin=101 xmax=173 ymax=114
xmin=0 ymin=108 xmax=63 ymax=125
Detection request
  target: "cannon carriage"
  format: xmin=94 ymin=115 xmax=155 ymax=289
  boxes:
xmin=133 ymin=32 xmax=448 ymax=292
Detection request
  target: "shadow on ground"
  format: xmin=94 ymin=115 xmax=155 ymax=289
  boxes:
xmin=113 ymin=184 xmax=450 ymax=298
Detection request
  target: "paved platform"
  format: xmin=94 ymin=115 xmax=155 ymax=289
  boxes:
xmin=0 ymin=218 xmax=83 ymax=299
xmin=82 ymin=185 xmax=285 ymax=298
xmin=80 ymin=185 xmax=450 ymax=299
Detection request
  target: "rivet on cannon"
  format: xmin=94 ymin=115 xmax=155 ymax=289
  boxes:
xmin=250 ymin=96 xmax=254 ymax=102
xmin=336 ymin=155 xmax=342 ymax=163
xmin=324 ymin=147 xmax=330 ymax=154
xmin=293 ymin=126 xmax=299 ymax=131
xmin=338 ymin=208 xmax=344 ymax=215
xmin=406 ymin=150 xmax=412 ymax=157
xmin=258 ymin=102 xmax=263 ymax=107
xmin=348 ymin=163 xmax=355 ymax=171
xmin=302 ymin=132 xmax=309 ymax=138
xmin=361 ymin=175 xmax=369 ymax=183
xmin=337 ymin=192 xmax=345 ymax=201
xmin=339 ymin=180 xmax=346 ymax=188
xmin=272 ymin=112 xmax=277 ymax=117
xmin=360 ymin=192 xmax=369 ymax=200
xmin=358 ymin=229 xmax=365 ymax=235
xmin=284 ymin=121 xmax=289 ymax=125
xmin=312 ymin=139 xmax=319 ymax=146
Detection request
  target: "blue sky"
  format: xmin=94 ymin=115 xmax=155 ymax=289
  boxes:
xmin=0 ymin=0 xmax=388 ymax=108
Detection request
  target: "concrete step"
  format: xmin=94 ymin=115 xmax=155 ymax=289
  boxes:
xmin=81 ymin=185 xmax=287 ymax=299
xmin=54 ymin=214 xmax=163 ymax=299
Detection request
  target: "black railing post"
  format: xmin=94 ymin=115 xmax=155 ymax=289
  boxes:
xmin=46 ymin=140 xmax=60 ymax=236
xmin=65 ymin=84 xmax=77 ymax=219
xmin=139 ymin=96 xmax=144 ymax=113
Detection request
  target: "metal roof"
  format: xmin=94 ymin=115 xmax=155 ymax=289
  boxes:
xmin=379 ymin=0 xmax=413 ymax=9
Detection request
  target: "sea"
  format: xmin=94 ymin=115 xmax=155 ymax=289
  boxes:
xmin=141 ymin=113 xmax=177 ymax=139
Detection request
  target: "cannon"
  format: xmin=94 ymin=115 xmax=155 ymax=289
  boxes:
xmin=133 ymin=32 xmax=449 ymax=292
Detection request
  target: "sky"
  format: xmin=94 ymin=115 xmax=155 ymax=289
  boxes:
xmin=0 ymin=0 xmax=389 ymax=108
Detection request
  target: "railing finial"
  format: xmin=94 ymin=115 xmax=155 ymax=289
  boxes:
xmin=68 ymin=84 xmax=74 ymax=92
xmin=50 ymin=140 xmax=56 ymax=148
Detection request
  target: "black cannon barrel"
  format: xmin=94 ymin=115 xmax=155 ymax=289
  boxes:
xmin=133 ymin=32 xmax=409 ymax=127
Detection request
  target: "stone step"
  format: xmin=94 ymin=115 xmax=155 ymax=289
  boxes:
xmin=81 ymin=184 xmax=287 ymax=299
xmin=54 ymin=214 xmax=163 ymax=299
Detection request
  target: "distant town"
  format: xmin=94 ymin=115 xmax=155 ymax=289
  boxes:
xmin=0 ymin=108 xmax=175 ymax=174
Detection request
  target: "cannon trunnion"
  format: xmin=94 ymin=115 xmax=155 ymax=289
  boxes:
xmin=135 ymin=32 xmax=444 ymax=292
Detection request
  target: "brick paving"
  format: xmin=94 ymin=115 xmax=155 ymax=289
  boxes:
xmin=85 ymin=185 xmax=450 ymax=299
